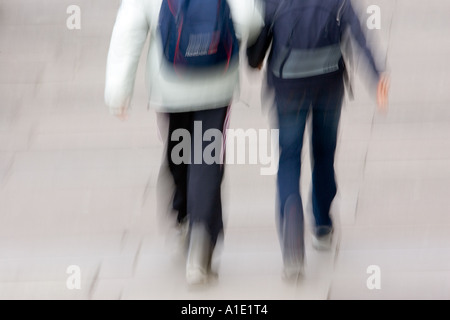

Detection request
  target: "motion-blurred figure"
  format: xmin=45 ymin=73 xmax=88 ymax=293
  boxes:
xmin=247 ymin=0 xmax=389 ymax=279
xmin=105 ymin=0 xmax=263 ymax=285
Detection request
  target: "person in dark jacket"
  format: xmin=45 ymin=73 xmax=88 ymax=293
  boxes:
xmin=248 ymin=0 xmax=389 ymax=279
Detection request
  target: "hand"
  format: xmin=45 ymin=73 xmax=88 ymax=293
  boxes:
xmin=377 ymin=74 xmax=390 ymax=112
xmin=115 ymin=106 xmax=128 ymax=122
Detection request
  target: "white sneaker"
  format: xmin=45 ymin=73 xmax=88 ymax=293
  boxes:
xmin=167 ymin=219 xmax=189 ymax=263
xmin=312 ymin=226 xmax=333 ymax=251
xmin=282 ymin=260 xmax=304 ymax=282
xmin=186 ymin=266 xmax=208 ymax=286
xmin=175 ymin=219 xmax=189 ymax=255
xmin=281 ymin=196 xmax=305 ymax=281
xmin=186 ymin=224 xmax=213 ymax=286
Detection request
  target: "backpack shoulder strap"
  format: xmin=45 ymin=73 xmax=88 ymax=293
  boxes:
xmin=169 ymin=0 xmax=189 ymax=22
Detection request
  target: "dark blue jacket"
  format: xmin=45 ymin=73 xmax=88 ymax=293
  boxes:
xmin=262 ymin=0 xmax=384 ymax=90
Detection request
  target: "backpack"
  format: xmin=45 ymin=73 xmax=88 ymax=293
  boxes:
xmin=158 ymin=0 xmax=239 ymax=74
xmin=268 ymin=0 xmax=347 ymax=79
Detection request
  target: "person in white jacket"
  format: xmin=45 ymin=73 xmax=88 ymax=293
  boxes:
xmin=105 ymin=0 xmax=263 ymax=285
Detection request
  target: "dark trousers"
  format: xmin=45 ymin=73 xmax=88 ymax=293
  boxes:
xmin=167 ymin=106 xmax=229 ymax=245
xmin=275 ymin=75 xmax=344 ymax=233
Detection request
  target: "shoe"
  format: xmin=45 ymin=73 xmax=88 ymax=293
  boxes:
xmin=312 ymin=226 xmax=333 ymax=251
xmin=186 ymin=223 xmax=213 ymax=286
xmin=282 ymin=260 xmax=304 ymax=281
xmin=167 ymin=218 xmax=189 ymax=264
xmin=175 ymin=218 xmax=189 ymax=256
xmin=281 ymin=195 xmax=305 ymax=281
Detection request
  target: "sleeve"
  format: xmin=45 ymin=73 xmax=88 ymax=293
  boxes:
xmin=246 ymin=0 xmax=265 ymax=46
xmin=245 ymin=0 xmax=281 ymax=68
xmin=229 ymin=0 xmax=265 ymax=46
xmin=104 ymin=0 xmax=150 ymax=115
xmin=341 ymin=0 xmax=385 ymax=82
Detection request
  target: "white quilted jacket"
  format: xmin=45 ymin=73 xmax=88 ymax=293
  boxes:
xmin=105 ymin=0 xmax=264 ymax=114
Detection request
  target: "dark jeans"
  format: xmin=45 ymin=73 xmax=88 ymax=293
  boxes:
xmin=167 ymin=106 xmax=229 ymax=246
xmin=275 ymin=75 xmax=344 ymax=234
